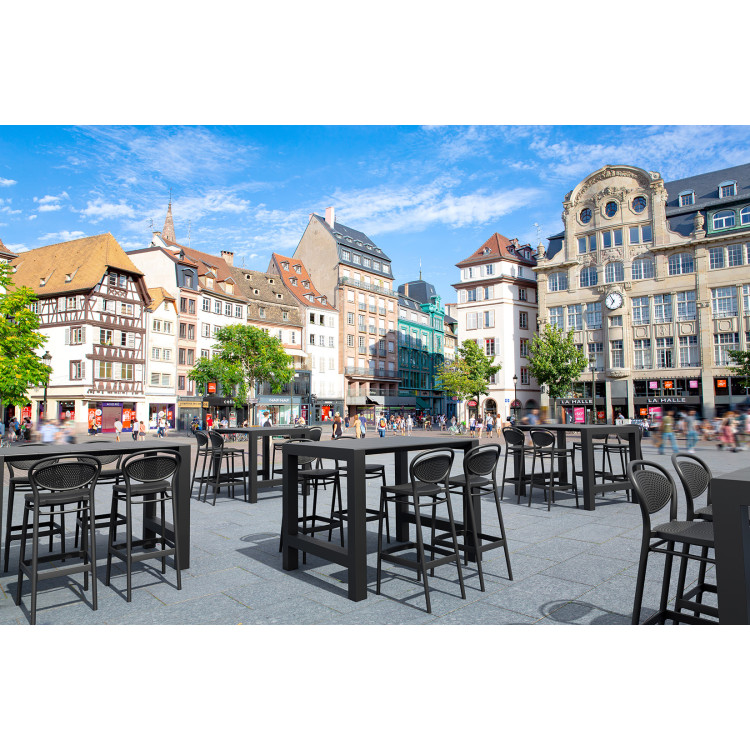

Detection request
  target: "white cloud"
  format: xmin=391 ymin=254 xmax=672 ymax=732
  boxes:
xmin=38 ymin=203 xmax=63 ymax=212
xmin=80 ymin=198 xmax=135 ymax=222
xmin=6 ymin=242 xmax=30 ymax=253
xmin=38 ymin=230 xmax=86 ymax=244
xmin=34 ymin=191 xmax=69 ymax=204
xmin=0 ymin=177 xmax=16 ymax=187
xmin=28 ymin=214 xmax=37 ymax=220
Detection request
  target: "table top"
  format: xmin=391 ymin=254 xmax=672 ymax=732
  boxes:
xmin=0 ymin=440 xmax=187 ymax=459
xmin=515 ymin=423 xmax=640 ymax=433
xmin=283 ymin=435 xmax=478 ymax=457
xmin=213 ymin=426 xmax=314 ymax=436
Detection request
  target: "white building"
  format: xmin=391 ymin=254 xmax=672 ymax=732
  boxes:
xmin=452 ymin=233 xmax=540 ymax=421
xmin=144 ymin=288 xmax=179 ymax=430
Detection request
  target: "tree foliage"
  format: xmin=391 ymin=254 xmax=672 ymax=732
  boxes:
xmin=187 ymin=324 xmax=295 ymax=409
xmin=436 ymin=339 xmax=501 ymax=403
xmin=728 ymin=349 xmax=750 ymax=390
xmin=528 ymin=324 xmax=588 ymax=401
xmin=0 ymin=262 xmax=50 ymax=408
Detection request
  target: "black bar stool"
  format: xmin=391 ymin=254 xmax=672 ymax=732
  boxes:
xmin=105 ymin=450 xmax=182 ymax=602
xmin=528 ymin=428 xmax=579 ymax=511
xmin=4 ymin=456 xmax=65 ymax=573
xmin=499 ymin=427 xmax=532 ymax=503
xmin=16 ymin=455 xmax=101 ymax=625
xmin=572 ymin=432 xmax=632 ymax=502
xmin=377 ymin=448 xmax=465 ymax=614
xmin=74 ymin=450 xmax=125 ymax=547
xmin=627 ymin=459 xmax=717 ymax=624
xmin=202 ymin=431 xmax=247 ymax=504
xmin=190 ymin=430 xmax=212 ymax=497
xmin=447 ymin=444 xmax=513 ymax=591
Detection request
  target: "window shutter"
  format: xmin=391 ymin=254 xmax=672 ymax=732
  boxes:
xmin=135 ymin=364 xmax=143 ymax=382
xmin=459 ymin=290 xmax=466 ymax=303
xmin=77 ymin=295 xmax=85 ymax=309
xmin=81 ymin=361 xmax=85 ymax=379
xmin=114 ymin=362 xmax=122 ymax=380
xmin=65 ymin=328 xmax=70 ymax=345
xmin=81 ymin=326 xmax=86 ymax=344
xmin=127 ymin=332 xmax=135 ymax=348
xmin=488 ymin=310 xmax=495 ymax=326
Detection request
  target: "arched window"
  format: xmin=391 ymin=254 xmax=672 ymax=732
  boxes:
xmin=605 ymin=262 xmax=624 ymax=283
xmin=631 ymin=256 xmax=655 ymax=280
xmin=580 ymin=266 xmax=598 ymax=288
xmin=740 ymin=206 xmax=750 ymax=225
xmin=547 ymin=271 xmax=568 ymax=292
xmin=668 ymin=253 xmax=695 ymax=276
xmin=713 ymin=210 xmax=736 ymax=230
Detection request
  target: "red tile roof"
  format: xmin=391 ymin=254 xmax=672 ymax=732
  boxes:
xmin=271 ymin=252 xmax=337 ymax=311
xmin=456 ymin=232 xmax=537 ymax=268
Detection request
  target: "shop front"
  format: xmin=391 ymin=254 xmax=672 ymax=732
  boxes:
xmin=147 ymin=402 xmax=176 ymax=431
xmin=633 ymin=378 xmax=703 ymax=422
xmin=260 ymin=394 xmax=315 ymax=425
xmin=87 ymin=401 xmax=137 ymax=433
xmin=714 ymin=376 xmax=750 ymax=415
xmin=177 ymin=398 xmax=205 ymax=432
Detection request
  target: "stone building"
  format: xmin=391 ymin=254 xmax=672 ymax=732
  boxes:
xmin=12 ymin=233 xmax=150 ymax=433
xmin=452 ymin=233 xmax=540 ymax=422
xmin=536 ymin=162 xmax=750 ymax=421
xmin=292 ymin=207 xmax=400 ymax=421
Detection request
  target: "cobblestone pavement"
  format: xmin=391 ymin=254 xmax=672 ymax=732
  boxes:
xmin=0 ymin=429 xmax=731 ymax=625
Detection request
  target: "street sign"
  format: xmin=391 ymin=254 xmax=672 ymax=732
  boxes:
xmin=504 ymin=398 xmax=510 ymax=403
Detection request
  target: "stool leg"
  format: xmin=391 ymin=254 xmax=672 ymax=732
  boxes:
xmin=88 ymin=502 xmax=98 ymax=611
xmin=376 ymin=491 xmax=386 ymax=595
xmin=126 ymin=498 xmax=133 ymax=603
xmin=381 ymin=470 xmax=390 ymax=543
xmin=30 ymin=506 xmax=40 ymax=625
xmin=696 ymin=546 xmax=709 ymax=606
xmin=632 ymin=534 xmax=650 ymax=625
xmin=161 ymin=497 xmax=167 ymax=574
xmin=15 ymin=504 xmax=30 ymax=606
xmin=172 ymin=491 xmax=182 ymax=590
xmin=414 ymin=502 xmax=431 ymax=613
xmin=492 ymin=483 xmax=513 ymax=580
xmin=528 ymin=450 xmax=537 ymax=507
xmin=465 ymin=487 xmax=485 ymax=592
xmin=190 ymin=447 xmax=200 ymax=497
xmin=445 ymin=495 xmax=466 ymax=601
xmin=659 ymin=542 xmax=675 ymax=624
xmin=4 ymin=487 xmax=15 ymax=573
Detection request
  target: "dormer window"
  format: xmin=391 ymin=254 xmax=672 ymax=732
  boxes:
xmin=352 ymin=254 xmax=361 ymax=264
xmin=482 ymin=248 xmax=491 ymax=255
xmin=225 ymin=282 xmax=233 ymax=294
xmin=205 ymin=278 xmax=214 ymax=289
xmin=293 ymin=264 xmax=301 ymax=273
xmin=268 ymin=278 xmax=274 ymax=284
xmin=39 ymin=277 xmax=46 ymax=286
xmin=302 ymin=280 xmax=310 ymax=288
xmin=290 ymin=277 xmax=298 ymax=286
xmin=282 ymin=261 xmax=289 ymax=270
xmin=679 ymin=191 xmax=695 ymax=207
xmin=719 ymin=180 xmax=737 ymax=198
xmin=253 ymin=289 xmax=259 ymax=295
xmin=276 ymin=293 xmax=282 ymax=299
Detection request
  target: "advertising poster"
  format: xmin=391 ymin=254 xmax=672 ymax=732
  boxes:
xmin=122 ymin=409 xmax=132 ymax=430
xmin=573 ymin=407 xmax=585 ymax=423
xmin=21 ymin=405 xmax=32 ymax=421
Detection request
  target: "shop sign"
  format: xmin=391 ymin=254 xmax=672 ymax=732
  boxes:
xmin=663 ymin=380 xmax=673 ymax=389
xmin=207 ymin=382 xmax=217 ymax=394
xmin=689 ymin=380 xmax=699 ymax=389
xmin=648 ymin=381 xmax=658 ymax=389
xmin=717 ymin=379 xmax=727 ymax=389
xmin=178 ymin=400 xmax=203 ymax=408
xmin=122 ymin=409 xmax=132 ymax=430
xmin=261 ymin=395 xmax=291 ymax=404
xmin=467 ymin=400 xmax=478 ymax=407
xmin=639 ymin=407 xmax=648 ymax=416
xmin=647 ymin=397 xmax=686 ymax=404
xmin=22 ymin=404 xmax=32 ymax=421
xmin=558 ymin=398 xmax=592 ymax=405
xmin=573 ymin=407 xmax=586 ymax=423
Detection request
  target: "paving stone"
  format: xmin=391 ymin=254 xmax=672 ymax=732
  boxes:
xmin=520 ymin=536 xmax=600 ymax=562
xmin=431 ymin=600 xmax=537 ymax=625
xmin=542 ymin=553 xmax=633 ymax=586
xmin=484 ymin=574 xmax=594 ymax=619
xmin=561 ymin=523 xmax=628 ymax=543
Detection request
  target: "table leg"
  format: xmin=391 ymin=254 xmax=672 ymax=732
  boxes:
xmin=581 ymin=430 xmax=596 ymax=511
xmin=464 ymin=484 xmax=482 ymax=563
xmin=556 ymin=430 xmax=568 ymax=485
xmin=0 ymin=458 xmax=5 ymax=571
xmin=282 ymin=450 xmax=300 ymax=571
xmin=394 ymin=449 xmax=410 ymax=542
xmin=248 ymin=434 xmax=258 ymax=504
xmin=262 ymin=435 xmax=271 ymax=481
xmin=346 ymin=452 xmax=368 ymax=601
xmin=175 ymin=444 xmax=191 ymax=569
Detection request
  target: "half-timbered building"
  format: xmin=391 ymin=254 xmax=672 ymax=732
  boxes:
xmin=11 ymin=233 xmax=151 ymax=433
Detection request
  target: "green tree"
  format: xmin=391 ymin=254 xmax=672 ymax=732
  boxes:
xmin=0 ymin=261 xmax=50 ymax=409
xmin=728 ymin=349 xmax=750 ymax=390
xmin=188 ymin=324 xmax=295 ymax=417
xmin=528 ymin=324 xmax=588 ymax=405
xmin=436 ymin=339 xmax=501 ymax=405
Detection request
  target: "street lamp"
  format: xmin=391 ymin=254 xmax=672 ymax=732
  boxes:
xmin=512 ymin=373 xmax=518 ymax=423
xmin=589 ymin=353 xmax=597 ymax=425
xmin=42 ymin=350 xmax=52 ymax=421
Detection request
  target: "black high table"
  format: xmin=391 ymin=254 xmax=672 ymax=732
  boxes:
xmin=516 ymin=423 xmax=642 ymax=511
xmin=711 ymin=467 xmax=750 ymax=624
xmin=282 ymin=435 xmax=479 ymax=601
xmin=0 ymin=440 xmax=192 ymax=570
xmin=214 ymin=426 xmax=312 ymax=504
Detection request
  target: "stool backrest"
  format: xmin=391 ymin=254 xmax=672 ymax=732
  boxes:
xmin=7 ymin=456 xmax=46 ymax=476
xmin=530 ymin=429 xmax=555 ymax=448
xmin=209 ymin=431 xmax=225 ymax=451
xmin=410 ymin=448 xmax=454 ymax=487
xmin=308 ymin=427 xmax=323 ymax=442
xmin=284 ymin=438 xmax=316 ymax=469
xmin=81 ymin=452 xmax=120 ymax=467
xmin=122 ymin=451 xmax=180 ymax=485
xmin=502 ymin=427 xmax=525 ymax=447
xmin=194 ymin=430 xmax=209 ymax=450
xmin=626 ymin=459 xmax=678 ymax=526
xmin=671 ymin=452 xmax=711 ymax=520
xmin=29 ymin=455 xmax=101 ymax=493
xmin=463 ymin=444 xmax=501 ymax=479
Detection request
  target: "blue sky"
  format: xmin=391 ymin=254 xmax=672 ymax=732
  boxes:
xmin=2 ymin=125 xmax=750 ymax=303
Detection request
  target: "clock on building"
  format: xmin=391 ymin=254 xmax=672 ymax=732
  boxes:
xmin=605 ymin=292 xmax=623 ymax=310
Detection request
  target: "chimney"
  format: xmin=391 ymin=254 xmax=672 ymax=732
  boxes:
xmin=325 ymin=206 xmax=335 ymax=228
xmin=221 ymin=250 xmax=234 ymax=266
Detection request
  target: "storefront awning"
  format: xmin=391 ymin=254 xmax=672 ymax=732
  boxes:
xmin=366 ymin=395 xmax=383 ymax=405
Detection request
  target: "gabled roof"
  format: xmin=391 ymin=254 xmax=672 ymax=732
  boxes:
xmin=11 ymin=233 xmax=145 ymax=296
xmin=270 ymin=252 xmax=336 ymax=311
xmin=312 ymin=214 xmax=394 ymax=276
xmin=146 ymin=286 xmax=176 ymax=312
xmin=233 ymin=264 xmax=302 ymax=315
xmin=456 ymin=232 xmax=537 ymax=268
xmin=0 ymin=238 xmax=17 ymax=261
xmin=664 ymin=162 xmax=750 ymax=212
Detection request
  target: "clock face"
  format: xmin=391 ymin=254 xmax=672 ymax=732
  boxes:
xmin=605 ymin=292 xmax=623 ymax=310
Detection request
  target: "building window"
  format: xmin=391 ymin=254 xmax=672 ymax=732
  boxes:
xmin=100 ymin=328 xmax=113 ymax=345
xmin=202 ymin=323 xmax=210 ymax=337
xmin=519 ymin=311 xmax=528 ymax=329
xmin=609 ymin=315 xmax=622 ymax=327
xmin=466 ymin=288 xmax=477 ymax=302
xmin=712 ymin=210 xmax=736 ymax=230
xmin=178 ymin=375 xmax=186 ymax=391
xmin=632 ymin=296 xmax=650 ymax=325
xmin=719 ymin=181 xmax=737 ymax=198
xmin=520 ymin=367 xmax=530 ymax=385
xmin=214 ymin=301 xmax=221 ymax=315
xmin=655 ymin=337 xmax=674 ymax=368
xmin=715 ymin=332 xmax=740 ymax=365
xmin=71 ymin=361 xmax=84 ymax=379
xmin=163 ymin=349 xmax=171 ymax=361
xmin=548 ymin=271 xmax=568 ymax=292
xmin=567 ymin=304 xmax=583 ymax=331
xmin=610 ymin=340 xmax=624 ymax=368
xmin=580 ymin=266 xmax=598 ymax=288
xmin=585 ymin=302 xmax=602 ymax=330
xmin=602 ymin=229 xmax=623 ymax=248
xmin=580 ymin=208 xmax=592 ymax=224
xmin=605 ymin=262 xmax=624 ymax=283
xmin=633 ymin=340 xmax=652 ymax=370
xmin=588 ymin=341 xmax=604 ymax=370
xmin=202 ymin=298 xmax=210 ymax=312
xmin=201 ymin=349 xmax=209 ymax=359
xmin=485 ymin=264 xmax=494 ymax=275
xmin=161 ymin=373 xmax=171 ymax=386
xmin=235 ymin=305 xmax=243 ymax=318
xmin=187 ymin=350 xmax=194 ymax=365
xmin=224 ymin=303 xmax=232 ymax=316
xmin=484 ymin=338 xmax=495 ymax=356
xmin=741 ymin=207 xmax=750 ymax=225
xmin=69 ymin=327 xmax=84 ymax=344
xmin=676 ymin=290 xmax=696 ymax=321
xmin=178 ymin=348 xmax=186 ymax=365
xmin=668 ymin=253 xmax=694 ymax=275
xmin=728 ymin=244 xmax=744 ymax=267
xmin=187 ymin=324 xmax=195 ymax=340
xmin=150 ymin=373 xmax=160 ymax=386
xmin=97 ymin=360 xmax=112 ymax=379
xmin=629 ymin=225 xmax=652 ymax=244
xmin=711 ymin=286 xmax=738 ymax=317
xmin=179 ymin=323 xmax=186 ymax=339
xmin=679 ymin=191 xmax=695 ymax=207
xmin=549 ymin=306 xmax=564 ymax=329
xmin=604 ymin=201 xmax=618 ymax=218
xmin=152 ymin=347 xmax=160 ymax=360
xmin=679 ymin=336 xmax=700 ymax=367
xmin=709 ymin=246 xmax=725 ymax=269
xmin=179 ymin=298 xmax=187 ymax=313
xmin=631 ymin=255 xmax=655 ymax=280
xmin=347 ymin=334 xmax=354 ymax=347
xmin=520 ymin=338 xmax=529 ymax=358
xmin=653 ymin=294 xmax=672 ymax=323
xmin=632 ymin=196 xmax=647 ymax=213
xmin=259 ymin=307 xmax=265 ymax=318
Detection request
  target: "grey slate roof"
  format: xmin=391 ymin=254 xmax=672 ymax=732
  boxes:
xmin=397 ymin=279 xmax=438 ymax=303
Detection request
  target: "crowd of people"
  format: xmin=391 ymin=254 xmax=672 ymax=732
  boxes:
xmin=646 ymin=407 xmax=750 ymax=454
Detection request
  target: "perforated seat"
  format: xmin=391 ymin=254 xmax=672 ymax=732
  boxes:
xmin=627 ymin=459 xmax=717 ymax=625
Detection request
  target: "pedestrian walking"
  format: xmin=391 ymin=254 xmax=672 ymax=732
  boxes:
xmin=332 ymin=411 xmax=343 ymax=439
xmin=355 ymin=416 xmax=362 ymax=438
xmin=658 ymin=409 xmax=679 ymax=454
xmin=114 ymin=418 xmax=123 ymax=442
xmin=138 ymin=420 xmax=147 ymax=440
xmin=469 ymin=415 xmax=476 ymax=436
xmin=359 ymin=414 xmax=367 ymax=438
xmin=377 ymin=414 xmax=387 ymax=438
xmin=685 ymin=409 xmax=699 ymax=453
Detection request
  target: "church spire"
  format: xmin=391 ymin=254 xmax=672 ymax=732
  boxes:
xmin=162 ymin=193 xmax=176 ymax=243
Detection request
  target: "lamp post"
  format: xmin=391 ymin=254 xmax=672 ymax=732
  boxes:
xmin=589 ymin=353 xmax=597 ymax=425
xmin=42 ymin=350 xmax=52 ymax=421
xmin=512 ymin=373 xmax=518 ymax=423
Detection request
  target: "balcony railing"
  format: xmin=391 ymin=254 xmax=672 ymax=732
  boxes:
xmin=345 ymin=367 xmax=400 ymax=378
xmin=339 ymin=276 xmax=399 ymax=299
